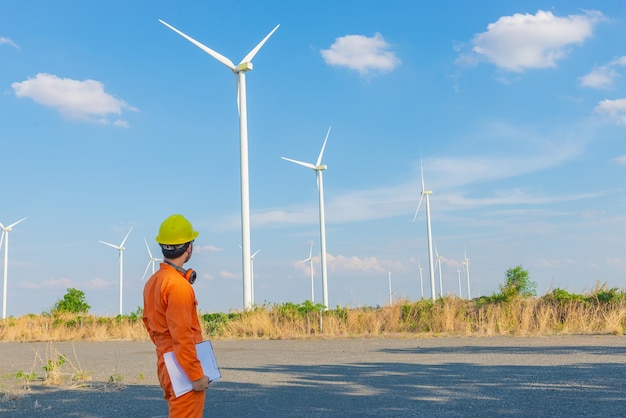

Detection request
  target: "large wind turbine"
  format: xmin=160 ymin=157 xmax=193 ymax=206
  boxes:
xmin=159 ymin=19 xmax=279 ymax=311
xmin=282 ymin=127 xmax=332 ymax=309
xmin=1 ymin=217 xmax=26 ymax=319
xmin=412 ymin=157 xmax=436 ymax=301
xmin=457 ymin=265 xmax=463 ymax=298
xmin=100 ymin=228 xmax=133 ymax=316
xmin=300 ymin=241 xmax=315 ymax=303
xmin=141 ymin=238 xmax=162 ymax=282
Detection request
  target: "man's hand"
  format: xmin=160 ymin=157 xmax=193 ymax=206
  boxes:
xmin=191 ymin=375 xmax=210 ymax=392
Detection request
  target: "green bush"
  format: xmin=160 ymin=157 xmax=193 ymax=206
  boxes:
xmin=53 ymin=288 xmax=90 ymax=314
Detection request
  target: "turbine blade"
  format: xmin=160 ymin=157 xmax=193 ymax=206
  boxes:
xmin=252 ymin=248 xmax=261 ymax=258
xmin=412 ymin=195 xmax=424 ymax=222
xmin=420 ymin=156 xmax=425 ymax=192
xmin=316 ymin=127 xmax=331 ymax=167
xmin=99 ymin=240 xmax=120 ymax=250
xmin=0 ymin=231 xmax=4 ymax=249
xmin=158 ymin=19 xmax=236 ymax=70
xmin=281 ymin=157 xmax=316 ymax=170
xmin=120 ymin=228 xmax=133 ymax=247
xmin=142 ymin=260 xmax=152 ymax=282
xmin=240 ymin=24 xmax=280 ymax=64
xmin=7 ymin=217 xmax=27 ymax=229
xmin=309 ymin=241 xmax=313 ymax=259
xmin=145 ymin=238 xmax=153 ymax=258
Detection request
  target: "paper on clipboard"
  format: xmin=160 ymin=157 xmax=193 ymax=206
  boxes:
xmin=163 ymin=340 xmax=221 ymax=398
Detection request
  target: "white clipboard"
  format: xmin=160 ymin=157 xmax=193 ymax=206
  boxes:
xmin=163 ymin=340 xmax=221 ymax=398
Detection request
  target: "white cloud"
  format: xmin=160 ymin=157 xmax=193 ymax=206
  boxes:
xmin=614 ymin=155 xmax=626 ymax=165
xmin=580 ymin=55 xmax=626 ymax=89
xmin=88 ymin=278 xmax=113 ymax=289
xmin=321 ymin=33 xmax=400 ymax=75
xmin=44 ymin=278 xmax=74 ymax=288
xmin=579 ymin=67 xmax=618 ymax=89
xmin=197 ymin=245 xmax=223 ymax=253
xmin=220 ymin=270 xmax=238 ymax=279
xmin=0 ymin=36 xmax=19 ymax=49
xmin=606 ymin=257 xmax=626 ymax=273
xmin=12 ymin=73 xmax=138 ymax=125
xmin=327 ymin=253 xmax=386 ymax=273
xmin=594 ymin=98 xmax=626 ymax=124
xmin=465 ymin=10 xmax=604 ymax=72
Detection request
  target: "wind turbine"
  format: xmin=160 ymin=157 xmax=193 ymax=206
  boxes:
xmin=457 ymin=265 xmax=463 ymax=298
xmin=412 ymin=156 xmax=436 ymax=301
xmin=464 ymin=249 xmax=471 ymax=299
xmin=300 ymin=241 xmax=315 ymax=303
xmin=282 ymin=127 xmax=332 ymax=309
xmin=418 ymin=262 xmax=424 ymax=300
xmin=159 ymin=19 xmax=279 ymax=311
xmin=1 ymin=217 xmax=26 ymax=319
xmin=434 ymin=244 xmax=443 ymax=298
xmin=250 ymin=248 xmax=261 ymax=305
xmin=142 ymin=238 xmax=162 ymax=282
xmin=99 ymin=228 xmax=133 ymax=316
xmin=387 ymin=272 xmax=393 ymax=305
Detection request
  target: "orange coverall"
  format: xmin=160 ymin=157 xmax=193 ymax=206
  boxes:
xmin=143 ymin=262 xmax=206 ymax=417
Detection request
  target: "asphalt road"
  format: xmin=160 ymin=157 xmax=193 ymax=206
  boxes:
xmin=1 ymin=335 xmax=625 ymax=417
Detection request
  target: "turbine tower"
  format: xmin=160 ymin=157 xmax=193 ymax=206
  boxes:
xmin=159 ymin=19 xmax=279 ymax=311
xmin=412 ymin=157 xmax=436 ymax=301
xmin=300 ymin=241 xmax=315 ymax=303
xmin=457 ymin=265 xmax=463 ymax=298
xmin=0 ymin=217 xmax=26 ymax=319
xmin=282 ymin=127 xmax=332 ymax=309
xmin=100 ymin=228 xmax=133 ymax=316
xmin=142 ymin=238 xmax=162 ymax=282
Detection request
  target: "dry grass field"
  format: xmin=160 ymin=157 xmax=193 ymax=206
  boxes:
xmin=1 ymin=289 xmax=625 ymax=343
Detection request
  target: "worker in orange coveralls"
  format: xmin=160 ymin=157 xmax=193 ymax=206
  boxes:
xmin=143 ymin=214 xmax=209 ymax=417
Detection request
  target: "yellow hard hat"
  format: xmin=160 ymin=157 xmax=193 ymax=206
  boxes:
xmin=155 ymin=214 xmax=199 ymax=245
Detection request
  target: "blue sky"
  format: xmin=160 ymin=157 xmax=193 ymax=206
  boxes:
xmin=1 ymin=1 xmax=625 ymax=317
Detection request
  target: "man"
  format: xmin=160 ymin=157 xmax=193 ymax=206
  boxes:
xmin=143 ymin=214 xmax=209 ymax=417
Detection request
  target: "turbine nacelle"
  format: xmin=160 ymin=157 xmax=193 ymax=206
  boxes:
xmin=235 ymin=62 xmax=253 ymax=73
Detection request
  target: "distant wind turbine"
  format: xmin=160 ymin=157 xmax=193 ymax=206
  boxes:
xmin=418 ymin=262 xmax=424 ymax=300
xmin=250 ymin=248 xmax=261 ymax=305
xmin=457 ymin=265 xmax=463 ymax=298
xmin=464 ymin=249 xmax=471 ymax=299
xmin=282 ymin=127 xmax=332 ymax=309
xmin=142 ymin=238 xmax=162 ymax=282
xmin=300 ymin=241 xmax=315 ymax=303
xmin=387 ymin=272 xmax=393 ymax=305
xmin=100 ymin=228 xmax=133 ymax=316
xmin=412 ymin=156 xmax=436 ymax=301
xmin=159 ymin=19 xmax=279 ymax=311
xmin=1 ymin=217 xmax=27 ymax=319
xmin=434 ymin=244 xmax=443 ymax=298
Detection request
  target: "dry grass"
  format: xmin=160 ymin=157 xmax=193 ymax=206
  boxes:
xmin=1 ymin=294 xmax=625 ymax=343
xmin=0 ymin=313 xmax=149 ymax=342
